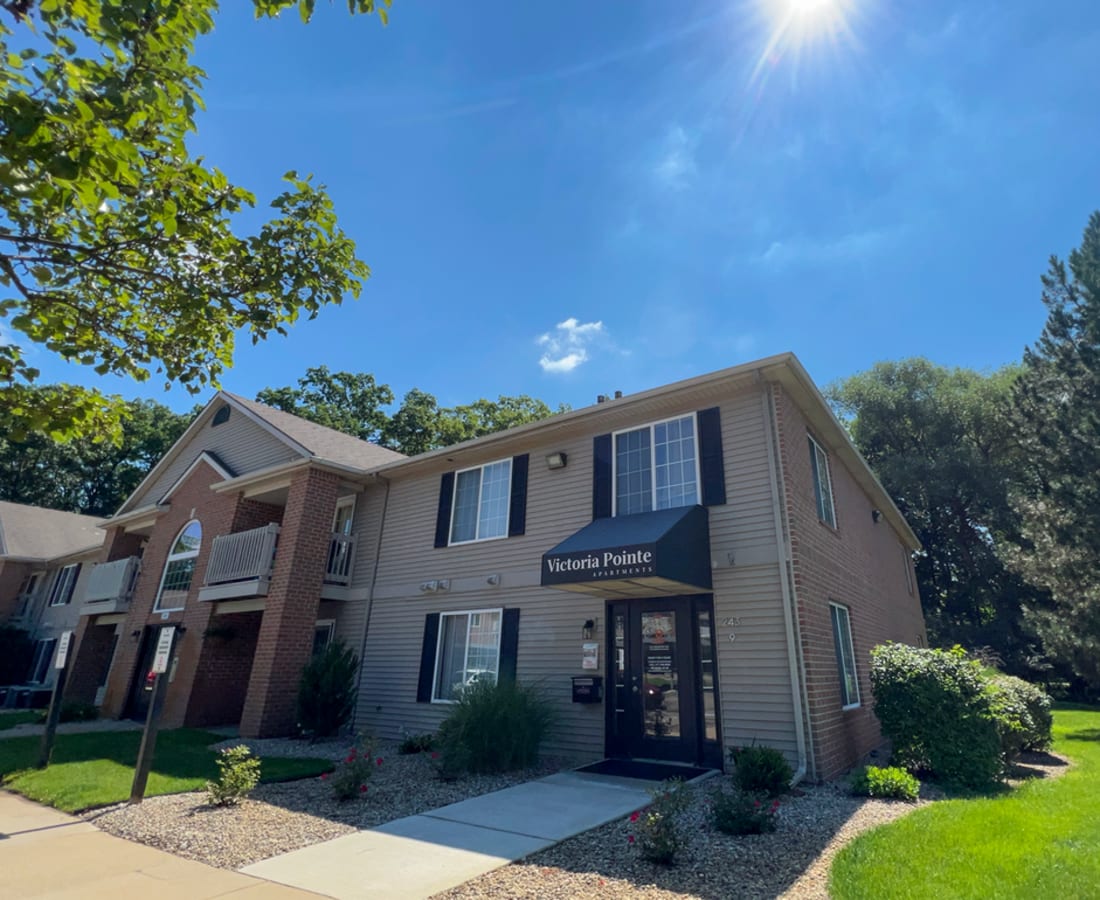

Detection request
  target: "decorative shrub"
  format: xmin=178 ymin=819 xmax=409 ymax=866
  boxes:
xmin=711 ymin=786 xmax=780 ymax=835
xmin=297 ymin=640 xmax=359 ymax=738
xmin=987 ymin=674 xmax=1053 ymax=753
xmin=429 ymin=745 xmax=470 ymax=782
xmin=871 ymin=644 xmax=1003 ymax=788
xmin=326 ymin=738 xmax=380 ymax=801
xmin=36 ymin=701 xmax=100 ymax=724
xmin=730 ymin=744 xmax=793 ymax=798
xmin=628 ymin=780 xmax=691 ymax=864
xmin=206 ymin=745 xmax=261 ymax=806
xmin=850 ymin=765 xmax=920 ymax=802
xmin=435 ymin=679 xmax=554 ymax=775
xmin=398 ymin=731 xmax=435 ymax=755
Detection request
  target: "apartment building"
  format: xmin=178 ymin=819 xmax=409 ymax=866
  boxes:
xmin=57 ymin=353 xmax=925 ymax=780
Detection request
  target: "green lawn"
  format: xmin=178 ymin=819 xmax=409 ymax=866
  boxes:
xmin=0 ymin=710 xmax=42 ymax=731
xmin=0 ymin=728 xmax=333 ymax=812
xmin=830 ymin=706 xmax=1100 ymax=899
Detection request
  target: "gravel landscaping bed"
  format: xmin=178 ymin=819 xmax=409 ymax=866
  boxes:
xmin=436 ymin=751 xmax=1074 ymax=900
xmin=85 ymin=736 xmax=570 ymax=870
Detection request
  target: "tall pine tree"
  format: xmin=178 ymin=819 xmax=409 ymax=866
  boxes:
xmin=1008 ymin=211 xmax=1100 ymax=691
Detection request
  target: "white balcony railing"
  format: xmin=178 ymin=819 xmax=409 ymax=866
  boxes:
xmin=203 ymin=523 xmax=280 ymax=588
xmin=324 ymin=533 xmax=356 ymax=586
xmin=82 ymin=556 xmax=142 ymax=603
xmin=78 ymin=556 xmax=141 ymax=616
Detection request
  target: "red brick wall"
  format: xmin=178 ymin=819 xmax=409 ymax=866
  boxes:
xmin=65 ymin=622 xmax=118 ymax=705
xmin=102 ymin=527 xmax=144 ymax=563
xmin=97 ymin=462 xmax=283 ymax=725
xmin=241 ymin=467 xmax=340 ymax=737
xmin=773 ymin=385 xmax=927 ymax=780
xmin=185 ymin=611 xmax=263 ymax=727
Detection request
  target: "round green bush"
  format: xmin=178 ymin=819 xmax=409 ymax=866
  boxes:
xmin=870 ymin=644 xmax=1003 ymax=789
xmin=850 ymin=765 xmax=920 ymax=801
xmin=729 ymin=744 xmax=793 ymax=798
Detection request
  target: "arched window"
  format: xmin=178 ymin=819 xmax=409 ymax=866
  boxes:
xmin=154 ymin=520 xmax=202 ymax=612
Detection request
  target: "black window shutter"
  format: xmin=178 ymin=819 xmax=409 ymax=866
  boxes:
xmin=592 ymin=433 xmax=613 ymax=519
xmin=697 ymin=407 xmax=727 ymax=507
xmin=498 ymin=608 xmax=521 ymax=684
xmin=508 ymin=454 xmax=529 ymax=537
xmin=416 ymin=613 xmax=441 ymax=703
xmin=434 ymin=472 xmax=455 ymax=548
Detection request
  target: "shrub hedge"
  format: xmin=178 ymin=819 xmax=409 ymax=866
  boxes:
xmin=297 ymin=640 xmax=359 ymax=738
xmin=870 ymin=644 xmax=1054 ymax=789
xmin=436 ymin=678 xmax=553 ymax=775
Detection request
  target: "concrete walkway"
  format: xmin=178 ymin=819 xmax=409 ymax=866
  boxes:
xmin=0 ymin=717 xmax=143 ymax=740
xmin=0 ymin=791 xmax=325 ymax=899
xmin=242 ymin=771 xmax=658 ymax=900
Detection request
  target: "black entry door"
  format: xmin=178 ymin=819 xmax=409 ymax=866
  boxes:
xmin=607 ymin=596 xmax=721 ymax=765
xmin=125 ymin=626 xmax=161 ymax=720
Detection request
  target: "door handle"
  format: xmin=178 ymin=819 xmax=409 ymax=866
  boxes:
xmin=632 ymin=685 xmax=640 ymax=694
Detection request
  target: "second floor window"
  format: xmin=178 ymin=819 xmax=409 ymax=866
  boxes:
xmin=48 ymin=564 xmax=81 ymax=607
xmin=155 ymin=520 xmax=202 ymax=612
xmin=809 ymin=435 xmax=837 ymax=528
xmin=450 ymin=459 xmax=512 ymax=544
xmin=615 ymin=415 xmax=699 ymax=516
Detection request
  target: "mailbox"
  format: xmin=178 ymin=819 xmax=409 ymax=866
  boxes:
xmin=572 ymin=675 xmax=603 ymax=704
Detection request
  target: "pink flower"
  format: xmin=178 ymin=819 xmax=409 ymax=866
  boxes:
xmin=360 ymin=784 xmax=368 ymax=793
xmin=376 ymin=757 xmax=384 ymax=767
xmin=430 ymin=752 xmax=440 ymax=760
xmin=627 ymin=834 xmax=635 ymax=844
xmin=320 ymin=773 xmax=328 ymax=781
xmin=771 ymin=800 xmax=780 ymax=811
xmin=346 ymin=755 xmax=356 ymax=763
xmin=629 ymin=811 xmax=640 ymax=823
xmin=753 ymin=800 xmax=761 ymax=809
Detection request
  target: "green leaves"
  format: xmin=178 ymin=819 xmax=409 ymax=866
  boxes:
xmin=0 ymin=1 xmax=378 ymax=442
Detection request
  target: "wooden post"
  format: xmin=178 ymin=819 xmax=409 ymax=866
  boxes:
xmin=36 ymin=630 xmax=74 ymax=769
xmin=129 ymin=626 xmax=177 ymax=804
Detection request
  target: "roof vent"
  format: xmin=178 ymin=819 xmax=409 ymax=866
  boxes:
xmin=212 ymin=404 xmax=231 ymax=427
xmin=614 ymin=390 xmax=623 ymax=399
xmin=596 ymin=395 xmax=607 ymax=404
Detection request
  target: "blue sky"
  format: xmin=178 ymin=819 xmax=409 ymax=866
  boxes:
xmin=31 ymin=0 xmax=1100 ymax=413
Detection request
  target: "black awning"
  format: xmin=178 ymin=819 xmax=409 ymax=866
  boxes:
xmin=541 ymin=505 xmax=712 ymax=599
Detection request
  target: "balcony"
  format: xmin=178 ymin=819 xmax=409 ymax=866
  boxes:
xmin=79 ymin=556 xmax=141 ymax=616
xmin=324 ymin=533 xmax=356 ymax=586
xmin=198 ymin=523 xmax=280 ymax=603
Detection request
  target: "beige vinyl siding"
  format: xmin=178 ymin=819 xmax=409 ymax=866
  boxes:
xmin=356 ymin=380 xmax=798 ymax=764
xmin=358 ymin=586 xmax=605 ymax=759
xmin=129 ymin=412 xmax=301 ymax=510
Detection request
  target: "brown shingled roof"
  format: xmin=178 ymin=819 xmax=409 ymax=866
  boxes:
xmin=225 ymin=393 xmax=406 ymax=471
xmin=0 ymin=501 xmax=105 ymax=561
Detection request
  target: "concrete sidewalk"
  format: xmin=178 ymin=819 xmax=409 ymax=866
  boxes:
xmin=0 ymin=718 xmax=143 ymax=740
xmin=0 ymin=791 xmax=325 ymax=899
xmin=242 ymin=771 xmax=658 ymax=900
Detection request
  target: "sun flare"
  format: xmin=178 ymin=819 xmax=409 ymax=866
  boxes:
xmin=749 ymin=0 xmax=862 ymax=87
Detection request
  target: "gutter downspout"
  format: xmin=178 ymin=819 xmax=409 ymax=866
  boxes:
xmin=762 ymin=385 xmax=815 ymax=785
xmin=353 ymin=471 xmax=391 ymax=733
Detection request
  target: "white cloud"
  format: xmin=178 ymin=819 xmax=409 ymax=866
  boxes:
xmin=653 ymin=126 xmax=696 ymax=189
xmin=756 ymin=227 xmax=900 ymax=269
xmin=537 ymin=317 xmax=605 ymax=373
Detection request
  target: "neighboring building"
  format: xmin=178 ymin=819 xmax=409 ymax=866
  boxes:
xmin=0 ymin=501 xmax=105 ymax=706
xmin=63 ymin=353 xmax=925 ymax=780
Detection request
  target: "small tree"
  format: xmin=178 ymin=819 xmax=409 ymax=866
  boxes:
xmin=297 ymin=640 xmax=359 ymax=738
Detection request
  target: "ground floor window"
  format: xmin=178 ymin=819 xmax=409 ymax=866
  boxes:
xmin=830 ymin=602 xmax=860 ymax=708
xmin=433 ymin=609 xmax=502 ymax=702
xmin=312 ymin=620 xmax=336 ymax=657
xmin=27 ymin=638 xmax=57 ymax=684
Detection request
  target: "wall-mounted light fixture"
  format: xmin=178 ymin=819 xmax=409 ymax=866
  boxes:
xmin=582 ymin=618 xmax=596 ymax=640
xmin=545 ymin=452 xmax=568 ymax=470
xmin=872 ymin=509 xmax=882 ymax=524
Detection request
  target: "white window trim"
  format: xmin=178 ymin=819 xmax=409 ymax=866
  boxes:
xmin=830 ymin=602 xmax=861 ymax=710
xmin=431 ymin=607 xmax=504 ymax=704
xmin=153 ymin=519 xmax=201 ymax=613
xmin=332 ymin=496 xmax=356 ymax=535
xmin=902 ymin=545 xmax=914 ymax=595
xmin=448 ymin=459 xmax=513 ymax=546
xmin=611 ymin=412 xmax=702 ymax=517
xmin=314 ymin=619 xmax=336 ymax=652
xmin=48 ymin=564 xmax=80 ymax=607
xmin=809 ymin=434 xmax=837 ymax=528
